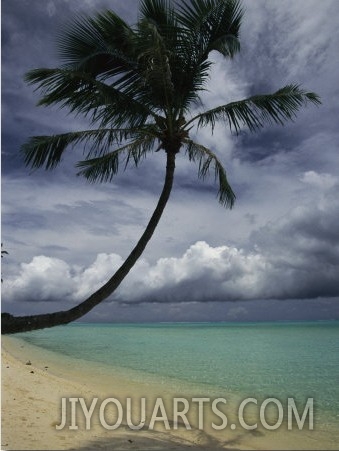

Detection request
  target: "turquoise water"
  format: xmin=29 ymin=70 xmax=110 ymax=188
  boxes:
xmin=16 ymin=321 xmax=339 ymax=423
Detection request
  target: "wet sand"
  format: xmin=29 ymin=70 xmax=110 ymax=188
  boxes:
xmin=1 ymin=335 xmax=336 ymax=450
xmin=1 ymin=335 xmax=242 ymax=450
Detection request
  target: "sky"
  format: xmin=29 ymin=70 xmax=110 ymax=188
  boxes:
xmin=1 ymin=0 xmax=339 ymax=323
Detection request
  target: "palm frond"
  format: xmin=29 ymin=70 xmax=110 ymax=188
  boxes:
xmin=25 ymin=68 xmax=156 ymax=127
xmin=21 ymin=128 xmax=151 ymax=170
xmin=184 ymin=139 xmax=235 ymax=208
xmin=177 ymin=0 xmax=243 ymax=59
xmin=57 ymin=11 xmax=135 ymax=78
xmin=166 ymin=0 xmax=242 ymax=114
xmin=137 ymin=18 xmax=175 ymax=107
xmin=76 ymin=136 xmax=156 ymax=182
xmin=22 ymin=0 xmax=321 ymax=206
xmin=140 ymin=0 xmax=176 ymax=31
xmin=188 ymin=84 xmax=321 ymax=134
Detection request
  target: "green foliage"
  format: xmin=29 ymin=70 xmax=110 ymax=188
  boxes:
xmin=184 ymin=140 xmax=236 ymax=208
xmin=190 ymin=84 xmax=321 ymax=134
xmin=76 ymin=134 xmax=156 ymax=182
xmin=22 ymin=0 xmax=320 ymax=210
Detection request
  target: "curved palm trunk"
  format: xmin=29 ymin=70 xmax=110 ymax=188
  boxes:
xmin=2 ymin=152 xmax=176 ymax=334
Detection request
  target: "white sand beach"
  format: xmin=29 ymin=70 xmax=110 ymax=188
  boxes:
xmin=1 ymin=335 xmax=243 ymax=450
xmin=1 ymin=334 xmax=337 ymax=450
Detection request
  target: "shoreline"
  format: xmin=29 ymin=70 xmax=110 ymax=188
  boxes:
xmin=2 ymin=334 xmax=338 ymax=450
xmin=1 ymin=335 xmax=247 ymax=450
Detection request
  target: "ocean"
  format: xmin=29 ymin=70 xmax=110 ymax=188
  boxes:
xmin=13 ymin=320 xmax=339 ymax=447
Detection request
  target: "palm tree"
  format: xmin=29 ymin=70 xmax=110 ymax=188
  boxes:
xmin=2 ymin=0 xmax=320 ymax=334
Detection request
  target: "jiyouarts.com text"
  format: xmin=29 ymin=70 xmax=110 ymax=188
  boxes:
xmin=56 ymin=396 xmax=314 ymax=431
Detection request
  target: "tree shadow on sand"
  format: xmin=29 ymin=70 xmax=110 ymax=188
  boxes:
xmin=65 ymin=421 xmax=264 ymax=450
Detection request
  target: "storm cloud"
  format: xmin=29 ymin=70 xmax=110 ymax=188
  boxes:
xmin=2 ymin=0 xmax=339 ymax=322
xmin=3 ymin=177 xmax=338 ymax=309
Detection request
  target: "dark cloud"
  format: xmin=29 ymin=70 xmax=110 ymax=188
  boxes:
xmin=2 ymin=0 xmax=339 ymax=322
xmin=3 ymin=182 xmax=339 ymax=311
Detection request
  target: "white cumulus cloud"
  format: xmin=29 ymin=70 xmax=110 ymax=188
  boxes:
xmin=300 ymin=171 xmax=338 ymax=190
